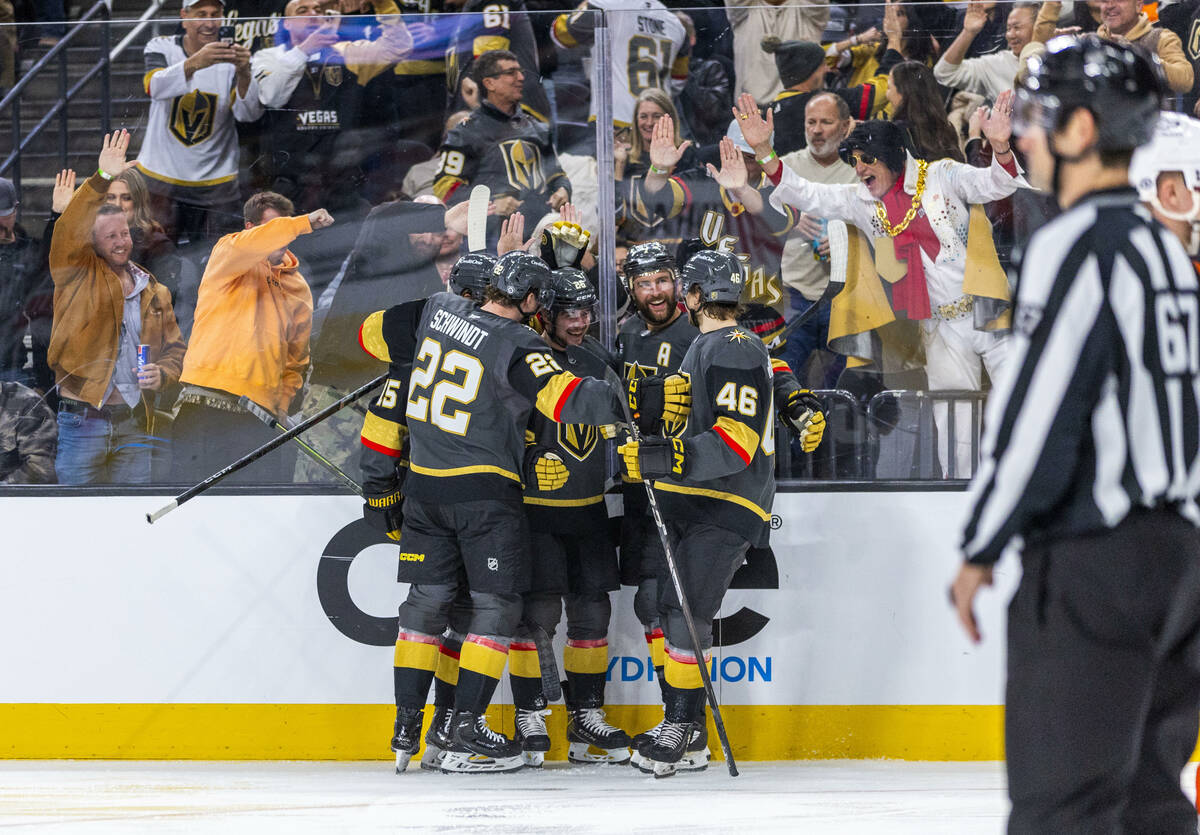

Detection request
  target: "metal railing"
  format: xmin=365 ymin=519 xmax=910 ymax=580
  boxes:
xmin=0 ymin=1 xmax=112 ymax=197
xmin=779 ymin=388 xmax=990 ymax=483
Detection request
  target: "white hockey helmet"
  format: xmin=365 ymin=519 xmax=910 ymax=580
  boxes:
xmin=1129 ymin=112 xmax=1200 ymax=254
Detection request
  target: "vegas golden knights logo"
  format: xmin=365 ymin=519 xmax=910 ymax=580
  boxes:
xmin=499 ymin=139 xmax=545 ymax=192
xmin=323 ymin=64 xmax=344 ymax=86
xmin=169 ymin=90 xmax=218 ymax=146
xmin=557 ymin=422 xmax=597 ymax=462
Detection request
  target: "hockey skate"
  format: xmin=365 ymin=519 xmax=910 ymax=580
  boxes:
xmin=636 ymin=720 xmax=704 ymax=778
xmin=390 ymin=706 xmax=424 ymax=774
xmin=632 ymin=721 xmax=710 ymax=775
xmin=419 ymin=706 xmax=454 ymax=771
xmin=566 ymin=707 xmax=632 ymax=764
xmin=514 ymin=708 xmax=552 ymax=767
xmin=440 ymin=711 xmax=525 ymax=774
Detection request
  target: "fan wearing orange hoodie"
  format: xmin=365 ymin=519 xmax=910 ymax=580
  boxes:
xmin=170 ymin=191 xmax=333 ymax=482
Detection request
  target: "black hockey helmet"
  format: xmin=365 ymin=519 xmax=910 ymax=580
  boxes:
xmin=675 ymin=237 xmax=710 ymax=270
xmin=1015 ymin=35 xmax=1164 ymax=153
xmin=491 ymin=251 xmax=554 ymax=308
xmin=623 ymin=241 xmax=676 ymax=288
xmin=448 ymin=252 xmax=496 ymax=298
xmin=680 ymin=250 xmax=745 ymax=305
xmin=549 ymin=267 xmax=598 ymax=313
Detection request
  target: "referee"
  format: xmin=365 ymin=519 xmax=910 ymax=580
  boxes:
xmin=952 ymin=37 xmax=1200 ymax=833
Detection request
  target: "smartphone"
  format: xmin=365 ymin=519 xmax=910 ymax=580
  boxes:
xmin=218 ymin=25 xmax=235 ymax=44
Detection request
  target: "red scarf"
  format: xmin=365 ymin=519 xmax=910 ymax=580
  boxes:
xmin=880 ymin=171 xmax=940 ymax=320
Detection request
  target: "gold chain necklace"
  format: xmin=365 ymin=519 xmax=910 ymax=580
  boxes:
xmin=874 ymin=159 xmax=929 ymax=237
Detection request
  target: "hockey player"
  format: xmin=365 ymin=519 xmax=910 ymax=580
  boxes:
xmin=1129 ymin=112 xmax=1200 ymax=262
xmin=614 ymin=241 xmax=698 ymax=736
xmin=619 ymin=250 xmax=776 ymax=778
xmin=549 ymin=0 xmax=688 ymax=129
xmin=508 ymin=269 xmax=633 ymax=766
xmin=358 ymin=251 xmax=685 ymax=773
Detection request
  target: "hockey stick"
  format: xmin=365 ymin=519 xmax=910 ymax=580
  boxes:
xmin=607 ymin=368 xmax=739 ymax=777
xmin=764 ymin=219 xmax=849 ymax=354
xmin=237 ymin=396 xmax=365 ymax=498
xmin=467 ymin=185 xmax=490 ymax=253
xmin=529 ymin=623 xmax=563 ymax=702
xmin=146 ymin=374 xmax=387 ymax=524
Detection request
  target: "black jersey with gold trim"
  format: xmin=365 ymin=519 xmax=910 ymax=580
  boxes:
xmin=432 ymin=100 xmax=569 ymax=206
xmin=615 ymin=309 xmax=698 ymax=381
xmin=654 ymin=324 xmax=776 ymax=547
xmin=371 ymin=292 xmax=623 ymax=504
xmin=523 ymin=334 xmax=615 ymax=533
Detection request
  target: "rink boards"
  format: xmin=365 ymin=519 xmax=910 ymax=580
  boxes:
xmin=0 ymin=490 xmax=1020 ymax=761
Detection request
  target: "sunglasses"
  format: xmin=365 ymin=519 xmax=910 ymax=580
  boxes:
xmin=842 ymin=151 xmax=878 ymax=167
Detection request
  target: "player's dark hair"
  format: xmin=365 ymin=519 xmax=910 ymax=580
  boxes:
xmin=472 ymin=50 xmax=520 ymax=86
xmin=697 ymin=301 xmax=744 ymax=322
xmin=890 ymin=61 xmax=964 ymax=163
xmin=483 ymin=285 xmax=521 ymax=306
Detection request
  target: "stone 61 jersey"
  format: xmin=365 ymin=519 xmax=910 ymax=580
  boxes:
xmin=550 ymin=0 xmax=688 ymax=126
xmin=433 ymin=103 xmax=570 ymax=204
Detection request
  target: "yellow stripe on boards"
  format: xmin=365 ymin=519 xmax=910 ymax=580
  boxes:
xmin=4 ymin=704 xmax=1199 ymax=762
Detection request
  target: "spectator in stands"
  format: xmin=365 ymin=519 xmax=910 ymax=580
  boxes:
xmin=103 ymin=169 xmax=201 ymax=336
xmin=550 ymin=0 xmax=688 ymax=129
xmin=824 ymin=1 xmax=939 ymax=104
xmin=1156 ymin=0 xmax=1200 ymax=114
xmin=935 ymin=2 xmax=1038 ymax=99
xmin=48 ymin=132 xmax=187 ymax=485
xmin=1130 ymin=111 xmax=1200 ymax=258
xmin=948 ymin=0 xmax=1010 ymax=59
xmin=725 ymin=0 xmax=830 ymax=105
xmin=252 ymin=0 xmax=412 ymax=212
xmin=764 ymin=37 xmax=897 ymax=156
xmin=403 ymin=110 xmax=472 ymax=199
xmin=0 ymin=0 xmax=14 ymax=93
xmin=779 ymin=93 xmax=857 ymax=389
xmin=171 ymin=192 xmax=331 ymax=484
xmin=0 ymin=380 xmax=55 ymax=483
xmin=447 ymin=0 xmax=551 ymax=123
xmin=616 ymin=89 xmax=698 ymax=184
xmin=739 ymin=94 xmax=1025 ymax=477
xmin=0 ymin=177 xmax=40 ymax=387
xmin=888 ymin=61 xmax=966 ymax=162
xmin=675 ymin=11 xmax=733 ymax=147
xmin=138 ymin=0 xmax=264 ymax=246
xmin=433 ymin=50 xmax=570 ymax=244
xmin=1033 ymin=0 xmax=1194 ymax=93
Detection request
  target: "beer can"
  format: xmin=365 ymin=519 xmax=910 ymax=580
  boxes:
xmin=137 ymin=344 xmax=150 ymax=370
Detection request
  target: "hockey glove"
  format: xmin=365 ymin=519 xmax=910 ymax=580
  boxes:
xmin=363 ymin=488 xmax=403 ymax=542
xmin=618 ymin=435 xmax=687 ymax=481
xmin=626 ymin=374 xmax=691 ymax=434
xmin=780 ymin=388 xmax=826 ymax=453
xmin=539 ymin=220 xmax=592 ymax=269
xmin=524 ymin=443 xmax=569 ymax=491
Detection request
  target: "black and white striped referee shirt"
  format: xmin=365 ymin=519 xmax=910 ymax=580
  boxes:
xmin=963 ymin=187 xmax=1200 ymax=565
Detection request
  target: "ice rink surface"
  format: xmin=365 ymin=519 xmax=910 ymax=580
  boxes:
xmin=1 ymin=760 xmax=1194 ymax=834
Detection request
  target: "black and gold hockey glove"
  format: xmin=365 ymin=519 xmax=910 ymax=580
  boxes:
xmin=618 ymin=435 xmax=687 ymax=481
xmin=539 ymin=220 xmax=592 ymax=269
xmin=626 ymin=374 xmax=691 ymax=434
xmin=363 ymin=488 xmax=403 ymax=542
xmin=524 ymin=443 xmax=569 ymax=491
xmin=781 ymin=388 xmax=825 ymax=453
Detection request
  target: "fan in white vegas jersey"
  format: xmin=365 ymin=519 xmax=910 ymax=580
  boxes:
xmin=550 ymin=0 xmax=688 ymax=128
xmin=138 ymin=34 xmax=263 ymax=192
